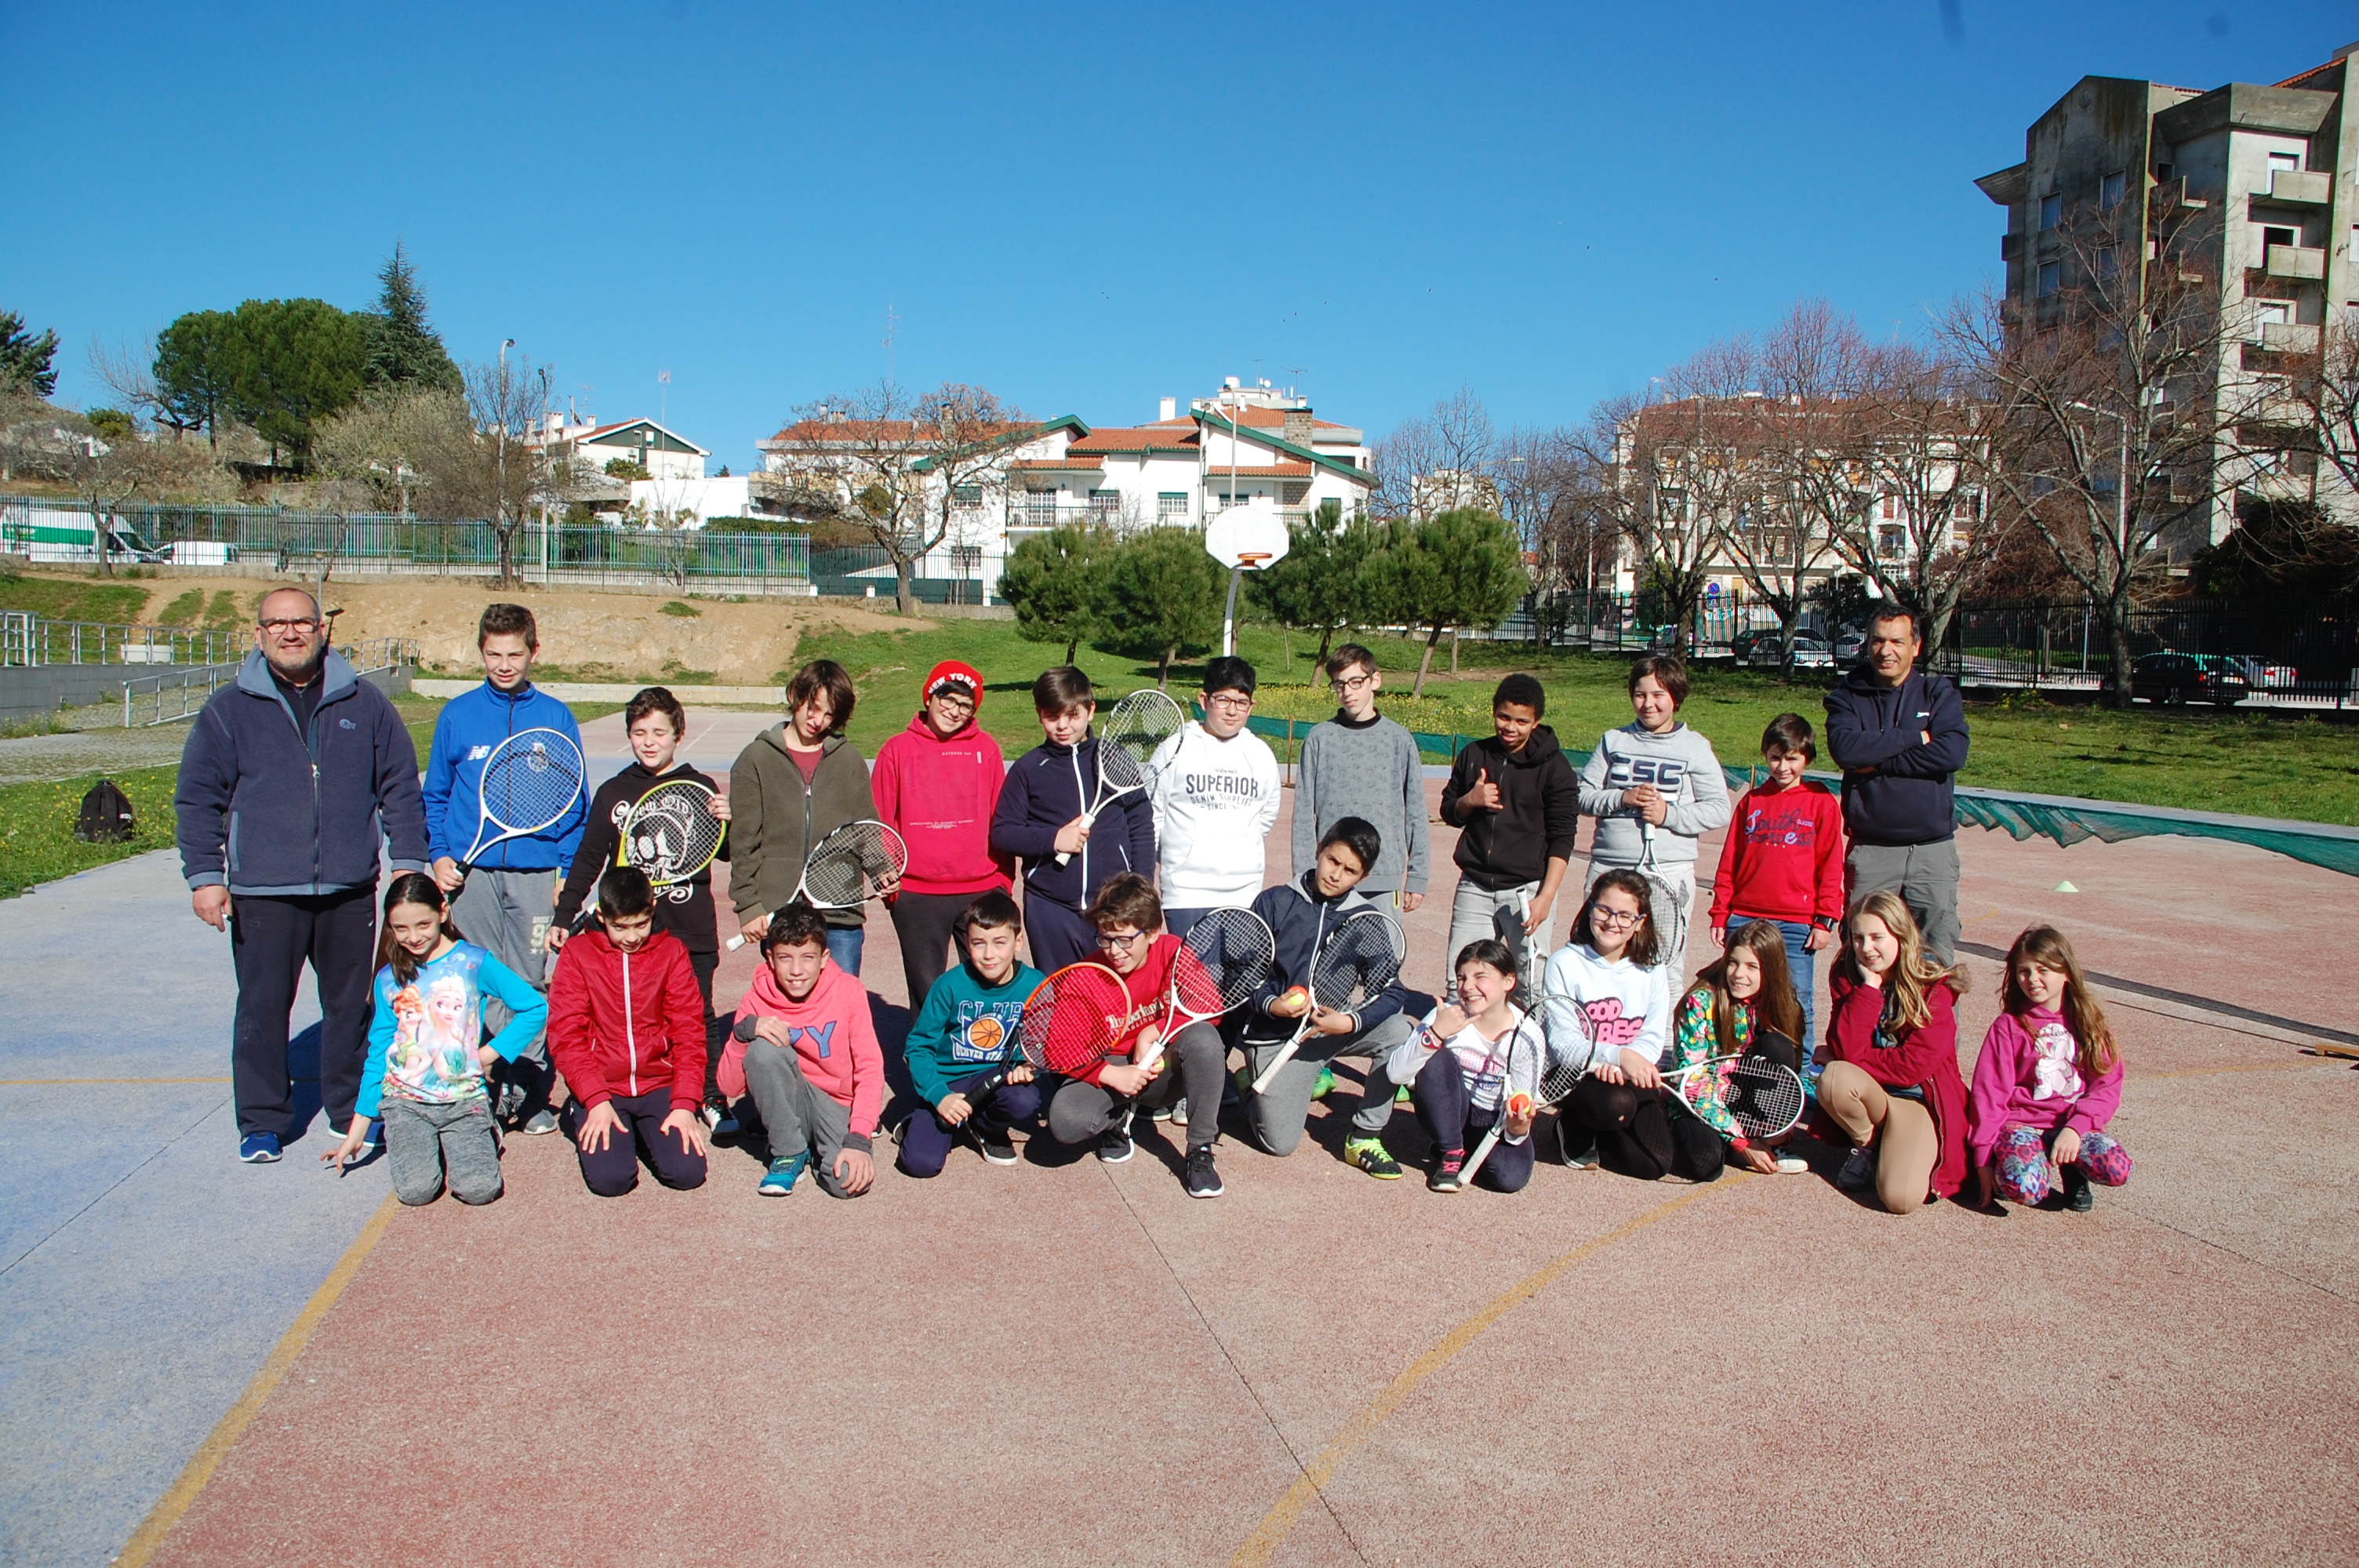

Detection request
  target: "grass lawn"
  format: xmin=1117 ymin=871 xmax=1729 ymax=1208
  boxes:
xmin=0 ymin=571 xmax=156 ymax=625
xmin=791 ymin=619 xmax=2359 ymax=825
xmin=0 ymin=698 xmax=627 ymax=899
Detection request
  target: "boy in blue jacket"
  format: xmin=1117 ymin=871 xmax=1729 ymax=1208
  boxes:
xmin=1238 ymin=817 xmax=1417 ymax=1175
xmin=989 ymin=666 xmax=1157 ymax=973
xmin=423 ymin=603 xmax=587 ymax=1134
xmin=898 ymin=891 xmax=1045 ymax=1175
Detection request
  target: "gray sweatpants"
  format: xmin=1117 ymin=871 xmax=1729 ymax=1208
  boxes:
xmin=1048 ymin=1022 xmax=1226 ymax=1152
xmin=1845 ymin=839 xmax=1961 ymax=963
xmin=452 ymin=867 xmax=555 ymax=1035
xmin=1240 ymin=1012 xmax=1415 ymax=1156
xmin=1444 ymin=877 xmax=1556 ymax=1000
xmin=740 ymin=1040 xmax=864 ymax=1198
xmin=382 ymin=1095 xmax=503 ymax=1206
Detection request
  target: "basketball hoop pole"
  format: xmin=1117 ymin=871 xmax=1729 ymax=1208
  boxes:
xmin=1223 ymin=551 xmax=1273 ymax=657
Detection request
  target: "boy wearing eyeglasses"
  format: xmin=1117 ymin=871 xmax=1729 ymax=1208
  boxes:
xmin=1146 ymin=656 xmax=1281 ymax=942
xmin=1291 ymin=644 xmax=1430 ymax=916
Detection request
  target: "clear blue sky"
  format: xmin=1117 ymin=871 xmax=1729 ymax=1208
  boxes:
xmin=4 ymin=2 xmax=2352 ymax=470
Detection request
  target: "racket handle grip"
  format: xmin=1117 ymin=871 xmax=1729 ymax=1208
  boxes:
xmin=1052 ymin=851 xmax=1073 ymax=867
xmin=725 ymin=934 xmax=746 ymax=952
xmin=1249 ymin=1039 xmax=1301 ymax=1096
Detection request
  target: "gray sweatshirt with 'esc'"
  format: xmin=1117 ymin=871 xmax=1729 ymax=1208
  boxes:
xmin=1576 ymin=721 xmax=1732 ymax=873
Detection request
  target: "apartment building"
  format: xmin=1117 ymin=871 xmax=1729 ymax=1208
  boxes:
xmin=1976 ymin=45 xmax=2358 ymax=554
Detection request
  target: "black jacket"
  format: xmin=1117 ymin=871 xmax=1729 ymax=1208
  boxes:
xmin=1438 ymin=725 xmax=1583 ymax=889
xmin=988 ymin=736 xmax=1156 ymax=913
xmin=555 ymin=761 xmax=729 ymax=953
xmin=1822 ymin=666 xmax=1968 ymax=846
xmin=1238 ymin=873 xmax=1410 ymax=1044
xmin=175 ymin=649 xmax=428 ymax=896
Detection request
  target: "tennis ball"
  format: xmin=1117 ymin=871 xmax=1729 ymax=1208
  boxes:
xmin=1280 ymin=985 xmax=1310 ymax=1011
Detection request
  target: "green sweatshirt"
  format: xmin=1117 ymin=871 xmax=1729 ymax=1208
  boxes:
xmin=904 ymin=958 xmax=1046 ymax=1105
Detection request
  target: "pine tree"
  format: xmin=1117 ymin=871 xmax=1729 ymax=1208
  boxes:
xmin=363 ymin=242 xmax=462 ymax=393
xmin=0 ymin=310 xmax=60 ymax=397
xmin=1001 ymin=523 xmax=1108 ymax=662
xmin=1093 ymin=527 xmax=1227 ymax=688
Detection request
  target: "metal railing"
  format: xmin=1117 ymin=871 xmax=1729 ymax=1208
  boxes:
xmin=122 ymin=636 xmax=419 ymax=727
xmin=2 ymin=612 xmax=242 ymax=668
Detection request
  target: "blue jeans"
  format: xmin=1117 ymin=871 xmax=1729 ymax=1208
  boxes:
xmin=825 ymin=926 xmax=864 ymax=976
xmin=1728 ymin=914 xmax=1817 ymax=1050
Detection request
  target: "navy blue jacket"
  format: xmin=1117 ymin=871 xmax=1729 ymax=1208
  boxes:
xmin=1822 ymin=666 xmax=1968 ymax=847
xmin=988 ymin=736 xmax=1155 ymax=913
xmin=176 ymin=650 xmax=430 ymax=895
xmin=1238 ymin=873 xmax=1410 ymax=1045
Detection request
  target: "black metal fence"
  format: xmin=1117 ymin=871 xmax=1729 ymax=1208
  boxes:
xmin=1935 ymin=596 xmax=2359 ymax=709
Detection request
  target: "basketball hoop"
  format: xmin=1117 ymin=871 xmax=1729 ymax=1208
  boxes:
xmin=1235 ymin=551 xmax=1274 ymax=568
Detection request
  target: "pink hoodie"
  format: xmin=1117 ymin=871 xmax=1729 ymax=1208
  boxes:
xmin=1966 ymin=1004 xmax=2124 ymax=1163
xmin=718 ymin=958 xmax=884 ymax=1139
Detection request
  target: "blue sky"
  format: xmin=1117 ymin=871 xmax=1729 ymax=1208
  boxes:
xmin=4 ymin=2 xmax=2353 ymax=469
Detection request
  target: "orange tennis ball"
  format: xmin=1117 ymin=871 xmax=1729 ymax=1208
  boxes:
xmin=1507 ymin=1093 xmax=1534 ymax=1118
xmin=1280 ymin=985 xmax=1310 ymax=1011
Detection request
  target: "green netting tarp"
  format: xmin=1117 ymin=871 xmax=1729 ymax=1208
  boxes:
xmin=1242 ymin=714 xmax=2359 ymax=879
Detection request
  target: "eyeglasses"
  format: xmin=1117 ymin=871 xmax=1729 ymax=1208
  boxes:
xmin=1589 ymin=907 xmax=1645 ymax=931
xmin=1205 ymin=692 xmax=1254 ymax=710
xmin=1329 ymin=672 xmax=1376 ymax=695
xmin=1100 ymin=930 xmax=1150 ymax=950
xmin=259 ymin=618 xmax=322 ymax=634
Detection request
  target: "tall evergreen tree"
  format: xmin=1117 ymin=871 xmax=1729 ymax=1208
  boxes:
xmin=154 ymin=310 xmax=239 ymax=445
xmin=0 ymin=310 xmax=60 ymax=397
xmin=363 ymin=242 xmax=462 ymax=393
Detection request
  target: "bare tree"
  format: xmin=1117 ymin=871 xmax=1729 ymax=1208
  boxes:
xmin=60 ymin=414 xmax=202 ymax=577
xmin=2284 ymin=303 xmax=2359 ymax=520
xmin=88 ymin=336 xmax=176 ymax=435
xmin=769 ymin=380 xmax=1031 ymax=613
xmin=1950 ymin=201 xmax=2259 ymax=705
xmin=402 ymin=356 xmax=543 ymax=586
xmin=1372 ymin=386 xmax=1495 ymax=522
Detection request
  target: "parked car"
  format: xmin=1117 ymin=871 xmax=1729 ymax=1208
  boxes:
xmin=1732 ymin=630 xmax=1834 ymax=670
xmin=2218 ymin=654 xmax=2296 ymax=691
xmin=2128 ymin=652 xmax=2248 ymax=707
xmin=1834 ymin=628 xmax=1865 ymax=663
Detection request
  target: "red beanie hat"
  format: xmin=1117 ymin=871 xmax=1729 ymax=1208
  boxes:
xmin=923 ymin=659 xmax=983 ymax=708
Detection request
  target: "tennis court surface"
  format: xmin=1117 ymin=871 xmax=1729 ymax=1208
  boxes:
xmin=5 ymin=750 xmax=2351 ymax=1567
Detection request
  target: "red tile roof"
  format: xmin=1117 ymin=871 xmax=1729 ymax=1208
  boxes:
xmin=1008 ymin=458 xmax=1107 ymax=470
xmin=1068 ymin=426 xmax=1199 ymax=453
xmin=764 ymin=418 xmax=1038 ymax=445
xmin=1202 ymin=463 xmax=1314 ymax=478
xmin=1187 ymin=406 xmax=1354 ymax=431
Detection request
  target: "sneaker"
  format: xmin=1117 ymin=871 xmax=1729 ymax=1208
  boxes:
xmin=1310 ymin=1065 xmax=1336 ymax=1101
xmin=758 ymin=1152 xmax=808 ymax=1196
xmin=238 ymin=1131 xmax=282 ymax=1163
xmin=1149 ymin=1102 xmax=1175 ymax=1121
xmin=1430 ymin=1156 xmax=1464 ymax=1193
xmin=710 ymin=1105 xmax=739 ymax=1138
xmin=521 ymin=1109 xmax=559 ymax=1136
xmin=1096 ymin=1121 xmax=1135 ymax=1163
xmin=1835 ymin=1145 xmax=1877 ymax=1192
xmin=1183 ymin=1144 xmax=1224 ymax=1198
xmin=1774 ymin=1149 xmax=1810 ymax=1175
xmin=1343 ymin=1136 xmax=1402 ymax=1180
xmin=976 ymin=1127 xmax=1018 ymax=1166
xmin=1560 ymin=1125 xmax=1601 ymax=1169
xmin=2062 ymin=1167 xmax=2094 ymax=1212
xmin=494 ymin=1081 xmax=525 ymax=1123
xmin=700 ymin=1102 xmax=723 ymax=1132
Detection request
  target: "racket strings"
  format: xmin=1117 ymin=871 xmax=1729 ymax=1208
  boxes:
xmin=1020 ymin=966 xmax=1129 ymax=1076
xmin=1311 ymin=920 xmax=1404 ymax=1011
xmin=802 ymin=822 xmax=908 ymax=906
xmin=482 ymin=740 xmax=582 ymax=830
xmin=1179 ymin=909 xmax=1276 ymax=1014
xmin=625 ymin=789 xmax=724 ymax=883
xmin=1715 ymin=1057 xmax=1806 ymax=1140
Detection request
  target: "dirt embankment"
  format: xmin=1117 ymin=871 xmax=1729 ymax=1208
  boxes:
xmin=45 ymin=572 xmax=919 ymax=684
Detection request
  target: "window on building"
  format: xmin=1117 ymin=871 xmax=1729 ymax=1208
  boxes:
xmin=2036 ymin=261 xmax=2062 ymax=297
xmin=1157 ymin=492 xmax=1189 ymax=521
xmin=1087 ymin=488 xmax=1119 ymax=515
xmin=2039 ymin=193 xmax=2062 ymax=230
xmin=2154 ymin=161 xmax=2174 ymax=183
xmin=2268 ymin=151 xmax=2302 ymax=175
xmin=2099 ymin=171 xmax=2126 ymax=210
xmin=1881 ymin=495 xmax=1896 ymax=519
xmin=2255 ymin=299 xmax=2292 ymax=328
xmin=951 ymin=484 xmax=982 ymax=506
xmin=2094 ymin=245 xmax=2118 ymax=278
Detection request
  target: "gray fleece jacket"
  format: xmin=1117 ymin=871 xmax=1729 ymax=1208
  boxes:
xmin=1576 ymin=721 xmax=1732 ymax=873
xmin=1290 ymin=712 xmax=1430 ymax=896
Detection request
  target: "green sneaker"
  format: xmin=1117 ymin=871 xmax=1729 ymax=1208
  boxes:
xmin=1310 ymin=1065 xmax=1336 ymax=1101
xmin=1343 ymin=1136 xmax=1402 ymax=1180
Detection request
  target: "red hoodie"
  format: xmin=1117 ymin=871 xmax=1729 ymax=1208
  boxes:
xmin=714 ymin=958 xmax=885 ymax=1139
xmin=547 ymin=927 xmax=707 ymax=1113
xmin=871 ymin=710 xmax=1012 ymax=896
xmin=1710 ymin=779 xmax=1844 ymax=930
xmin=1820 ymin=971 xmax=1969 ymax=1200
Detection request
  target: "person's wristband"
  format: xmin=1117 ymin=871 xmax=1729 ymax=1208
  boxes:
xmin=1729 ymin=1135 xmax=1750 ymax=1152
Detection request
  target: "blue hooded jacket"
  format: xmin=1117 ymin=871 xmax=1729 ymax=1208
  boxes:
xmin=1822 ymin=665 xmax=1968 ymax=847
xmin=175 ymin=648 xmax=430 ymax=896
xmin=422 ymin=680 xmax=588 ymax=870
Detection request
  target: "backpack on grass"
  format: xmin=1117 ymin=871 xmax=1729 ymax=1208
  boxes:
xmin=74 ymin=779 xmax=136 ymax=844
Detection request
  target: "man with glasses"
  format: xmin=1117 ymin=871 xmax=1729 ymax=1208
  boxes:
xmin=1145 ymin=655 xmax=1281 ymax=942
xmin=1291 ymin=644 xmax=1430 ymax=917
xmin=176 ymin=587 xmax=430 ymax=1164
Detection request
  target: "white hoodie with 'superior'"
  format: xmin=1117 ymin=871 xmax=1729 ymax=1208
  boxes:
xmin=1147 ymin=721 xmax=1282 ymax=909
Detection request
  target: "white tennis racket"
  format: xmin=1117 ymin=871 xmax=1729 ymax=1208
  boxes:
xmin=1052 ymin=689 xmax=1186 ymax=867
xmin=725 ymin=818 xmax=908 ymax=950
xmin=1136 ymin=908 xmax=1275 ymax=1073
xmin=1248 ymin=909 xmax=1406 ymax=1094
xmin=461 ymin=728 xmax=585 ymax=865
xmin=1636 ymin=819 xmax=1688 ymax=962
xmin=1461 ymin=1018 xmax=1582 ymax=1185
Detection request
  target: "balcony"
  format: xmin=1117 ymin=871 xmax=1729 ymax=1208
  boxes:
xmin=2000 ymin=232 xmax=2023 ymax=261
xmin=2255 ymin=321 xmax=2322 ymax=353
xmin=2266 ymin=169 xmax=2332 ymax=205
xmin=2265 ymin=244 xmax=2327 ymax=281
xmin=2149 ymin=176 xmax=2209 ymax=223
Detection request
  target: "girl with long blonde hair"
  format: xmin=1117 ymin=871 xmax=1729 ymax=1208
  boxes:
xmin=1816 ymin=890 xmax=1971 ymax=1213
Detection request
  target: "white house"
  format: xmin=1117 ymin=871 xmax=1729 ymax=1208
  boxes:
xmin=533 ymin=416 xmax=709 ymax=481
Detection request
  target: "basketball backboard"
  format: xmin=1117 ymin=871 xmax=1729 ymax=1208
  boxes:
xmin=1204 ymin=506 xmax=1290 ymax=569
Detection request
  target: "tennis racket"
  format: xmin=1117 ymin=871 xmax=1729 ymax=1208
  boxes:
xmin=621 ymin=778 xmax=726 ymax=886
xmin=725 ymin=818 xmax=908 ymax=950
xmin=1249 ymin=909 xmax=1406 ymax=1094
xmin=1052 ymin=689 xmax=1187 ymax=867
xmin=460 ymin=728 xmax=585 ymax=865
xmin=1014 ymin=961 xmax=1136 ymax=1078
xmin=1661 ymin=1053 xmax=1807 ymax=1143
xmin=1636 ymin=819 xmax=1688 ymax=962
xmin=1137 ymin=908 xmax=1274 ymax=1072
xmin=1461 ymin=1018 xmax=1586 ymax=1185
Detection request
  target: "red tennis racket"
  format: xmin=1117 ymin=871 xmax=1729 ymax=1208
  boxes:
xmin=1016 ymin=961 xmax=1137 ymax=1079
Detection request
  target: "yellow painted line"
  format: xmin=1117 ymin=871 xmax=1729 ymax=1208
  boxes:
xmin=0 ymin=1077 xmax=233 ymax=1086
xmin=113 ymin=1193 xmax=399 ymax=1568
xmin=1231 ymin=1179 xmax=1740 ymax=1567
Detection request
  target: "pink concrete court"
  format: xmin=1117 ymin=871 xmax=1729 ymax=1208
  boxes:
xmin=132 ymin=746 xmax=2357 ymax=1566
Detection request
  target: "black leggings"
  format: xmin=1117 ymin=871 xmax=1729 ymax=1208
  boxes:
xmin=1568 ymin=1077 xmax=1725 ymax=1182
